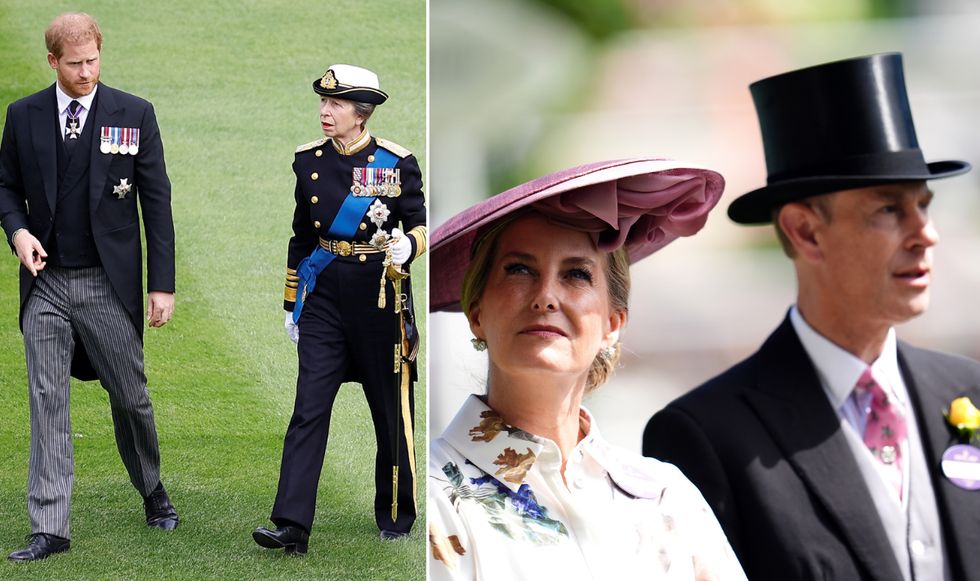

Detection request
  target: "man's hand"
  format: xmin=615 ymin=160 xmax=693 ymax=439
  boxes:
xmin=13 ymin=230 xmax=47 ymax=276
xmin=147 ymin=291 xmax=175 ymax=328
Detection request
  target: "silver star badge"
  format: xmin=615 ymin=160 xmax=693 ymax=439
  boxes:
xmin=368 ymin=199 xmax=390 ymax=228
xmin=370 ymin=229 xmax=389 ymax=250
xmin=113 ymin=178 xmax=132 ymax=199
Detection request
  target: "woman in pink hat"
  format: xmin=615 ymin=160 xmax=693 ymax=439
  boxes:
xmin=427 ymin=159 xmax=748 ymax=580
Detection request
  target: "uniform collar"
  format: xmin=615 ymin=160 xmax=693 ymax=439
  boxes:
xmin=330 ymin=128 xmax=371 ymax=155
xmin=56 ymin=82 xmax=98 ymax=114
xmin=790 ymin=305 xmax=905 ymax=407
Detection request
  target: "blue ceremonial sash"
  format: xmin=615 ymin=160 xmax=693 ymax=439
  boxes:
xmin=292 ymin=147 xmax=399 ymax=323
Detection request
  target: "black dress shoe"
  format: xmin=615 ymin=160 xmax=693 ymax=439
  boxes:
xmin=8 ymin=533 xmax=70 ymax=562
xmin=379 ymin=530 xmax=408 ymax=540
xmin=252 ymin=525 xmax=310 ymax=555
xmin=144 ymin=483 xmax=179 ymax=530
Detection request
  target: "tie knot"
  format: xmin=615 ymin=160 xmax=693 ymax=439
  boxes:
xmin=68 ymin=100 xmax=81 ymax=117
xmin=856 ymin=367 xmax=878 ymax=393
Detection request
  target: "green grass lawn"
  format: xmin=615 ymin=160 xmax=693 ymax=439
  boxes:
xmin=0 ymin=1 xmax=426 ymax=579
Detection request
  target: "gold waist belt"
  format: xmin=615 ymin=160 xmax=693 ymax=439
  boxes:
xmin=319 ymin=237 xmax=384 ymax=257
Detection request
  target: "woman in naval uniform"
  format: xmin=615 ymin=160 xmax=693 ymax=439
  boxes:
xmin=252 ymin=64 xmax=426 ymax=555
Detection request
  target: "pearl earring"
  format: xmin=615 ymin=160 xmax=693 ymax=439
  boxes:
xmin=599 ymin=346 xmax=616 ymax=361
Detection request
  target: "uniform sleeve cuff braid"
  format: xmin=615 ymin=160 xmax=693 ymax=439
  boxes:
xmin=408 ymin=226 xmax=427 ymax=259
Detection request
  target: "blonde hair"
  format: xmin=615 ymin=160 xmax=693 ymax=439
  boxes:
xmin=460 ymin=211 xmax=631 ymax=392
xmin=45 ymin=13 xmax=103 ymax=59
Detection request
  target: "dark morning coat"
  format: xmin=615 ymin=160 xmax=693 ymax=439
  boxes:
xmin=0 ymin=83 xmax=175 ymax=378
xmin=643 ymin=315 xmax=980 ymax=581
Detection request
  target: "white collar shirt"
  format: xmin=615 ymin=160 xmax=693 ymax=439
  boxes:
xmin=55 ymin=82 xmax=98 ymax=140
xmin=428 ymin=394 xmax=747 ymax=581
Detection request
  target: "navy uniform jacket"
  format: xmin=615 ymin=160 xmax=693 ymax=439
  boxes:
xmin=0 ymin=83 xmax=175 ymax=377
xmin=643 ymin=315 xmax=980 ymax=581
xmin=282 ymin=131 xmax=426 ymax=379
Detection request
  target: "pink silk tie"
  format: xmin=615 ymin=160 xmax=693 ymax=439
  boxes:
xmin=856 ymin=367 xmax=906 ymax=499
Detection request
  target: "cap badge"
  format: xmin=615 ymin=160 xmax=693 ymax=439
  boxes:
xmin=320 ymin=70 xmax=338 ymax=90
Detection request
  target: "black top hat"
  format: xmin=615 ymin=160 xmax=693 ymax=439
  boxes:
xmin=729 ymin=52 xmax=970 ymax=225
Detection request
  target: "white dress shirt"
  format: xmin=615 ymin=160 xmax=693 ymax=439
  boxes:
xmin=428 ymin=394 xmax=747 ymax=581
xmin=55 ymin=82 xmax=97 ymax=140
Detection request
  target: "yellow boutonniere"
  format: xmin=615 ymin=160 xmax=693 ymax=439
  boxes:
xmin=945 ymin=397 xmax=980 ymax=444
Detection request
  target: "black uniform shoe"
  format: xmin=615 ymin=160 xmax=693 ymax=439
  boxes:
xmin=252 ymin=525 xmax=310 ymax=555
xmin=144 ymin=482 xmax=179 ymax=530
xmin=379 ymin=530 xmax=408 ymax=540
xmin=8 ymin=533 xmax=70 ymax=562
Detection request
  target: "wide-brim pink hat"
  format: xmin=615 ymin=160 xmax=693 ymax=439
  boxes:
xmin=430 ymin=158 xmax=725 ymax=312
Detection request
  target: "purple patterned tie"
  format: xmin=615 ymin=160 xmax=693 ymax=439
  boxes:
xmin=856 ymin=367 xmax=906 ymax=499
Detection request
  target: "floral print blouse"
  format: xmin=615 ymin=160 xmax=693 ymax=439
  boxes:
xmin=428 ymin=395 xmax=747 ymax=581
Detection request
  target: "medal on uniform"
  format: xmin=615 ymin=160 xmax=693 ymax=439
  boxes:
xmin=100 ymin=127 xmax=140 ymax=155
xmin=128 ymin=128 xmax=139 ymax=155
xmin=113 ymin=177 xmax=132 ymax=199
xmin=370 ymin=229 xmax=389 ymax=250
xmin=351 ymin=167 xmax=401 ymax=197
xmin=100 ymin=127 xmax=112 ymax=154
xmin=368 ymin=199 xmax=390 ymax=227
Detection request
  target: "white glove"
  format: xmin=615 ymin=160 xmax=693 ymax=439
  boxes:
xmin=285 ymin=312 xmax=299 ymax=343
xmin=390 ymin=228 xmax=413 ymax=266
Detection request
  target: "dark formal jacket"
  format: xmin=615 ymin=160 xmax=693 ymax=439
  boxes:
xmin=0 ymin=83 xmax=175 ymax=376
xmin=643 ymin=315 xmax=980 ymax=581
xmin=282 ymin=130 xmax=427 ymax=381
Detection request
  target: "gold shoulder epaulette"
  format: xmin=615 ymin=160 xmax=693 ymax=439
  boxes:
xmin=296 ymin=138 xmax=329 ymax=153
xmin=376 ymin=138 xmax=411 ymax=159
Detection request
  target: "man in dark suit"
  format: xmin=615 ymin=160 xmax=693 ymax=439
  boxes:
xmin=644 ymin=53 xmax=980 ymax=581
xmin=0 ymin=12 xmax=179 ymax=562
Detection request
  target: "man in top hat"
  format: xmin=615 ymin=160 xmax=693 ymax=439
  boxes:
xmin=643 ymin=53 xmax=980 ymax=581
xmin=251 ymin=64 xmax=426 ymax=555
xmin=0 ymin=12 xmax=179 ymax=561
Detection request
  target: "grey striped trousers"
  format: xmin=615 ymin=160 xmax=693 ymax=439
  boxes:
xmin=23 ymin=266 xmax=161 ymax=539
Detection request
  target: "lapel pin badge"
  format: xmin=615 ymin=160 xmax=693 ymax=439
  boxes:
xmin=942 ymin=397 xmax=980 ymax=490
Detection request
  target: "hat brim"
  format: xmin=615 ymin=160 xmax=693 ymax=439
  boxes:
xmin=312 ymin=82 xmax=388 ymax=104
xmin=728 ymin=160 xmax=970 ymax=225
xmin=430 ymin=158 xmax=725 ymax=312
